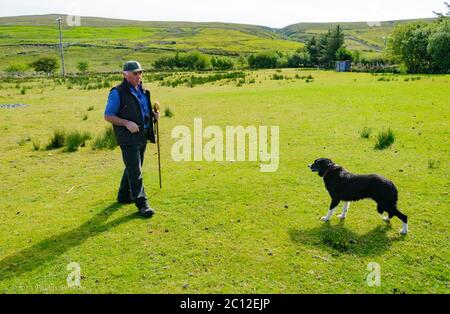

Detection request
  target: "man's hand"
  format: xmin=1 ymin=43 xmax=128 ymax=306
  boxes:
xmin=125 ymin=121 xmax=140 ymax=133
xmin=153 ymin=101 xmax=161 ymax=121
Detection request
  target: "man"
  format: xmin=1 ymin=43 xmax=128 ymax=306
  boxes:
xmin=104 ymin=60 xmax=160 ymax=217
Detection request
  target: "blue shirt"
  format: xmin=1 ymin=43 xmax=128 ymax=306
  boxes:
xmin=105 ymin=84 xmax=151 ymax=128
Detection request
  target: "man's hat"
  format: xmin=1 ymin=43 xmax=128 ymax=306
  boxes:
xmin=123 ymin=60 xmax=144 ymax=72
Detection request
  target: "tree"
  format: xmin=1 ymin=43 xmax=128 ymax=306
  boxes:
xmin=211 ymin=57 xmax=234 ymax=70
xmin=317 ymin=31 xmax=331 ymax=67
xmin=305 ymin=36 xmax=319 ymax=65
xmin=288 ymin=49 xmax=311 ymax=67
xmin=153 ymin=55 xmax=176 ymax=70
xmin=77 ymin=61 xmax=90 ymax=74
xmin=237 ymin=55 xmax=247 ymax=69
xmin=433 ymin=2 xmax=450 ymax=19
xmin=325 ymin=25 xmax=345 ymax=66
xmin=30 ymin=57 xmax=59 ymax=75
xmin=247 ymin=51 xmax=279 ymax=69
xmin=153 ymin=52 xmax=211 ymax=71
xmin=428 ymin=21 xmax=450 ymax=73
xmin=388 ymin=22 xmax=432 ymax=73
xmin=335 ymin=47 xmax=353 ymax=61
xmin=351 ymin=50 xmax=361 ymax=63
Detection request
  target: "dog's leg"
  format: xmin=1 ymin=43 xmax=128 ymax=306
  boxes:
xmin=382 ymin=212 xmax=393 ymax=222
xmin=378 ymin=204 xmax=392 ymax=222
xmin=394 ymin=209 xmax=408 ymax=235
xmin=321 ymin=198 xmax=340 ymax=221
xmin=337 ymin=202 xmax=350 ymax=219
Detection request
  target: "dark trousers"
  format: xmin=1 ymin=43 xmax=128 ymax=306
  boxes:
xmin=118 ymin=143 xmax=148 ymax=209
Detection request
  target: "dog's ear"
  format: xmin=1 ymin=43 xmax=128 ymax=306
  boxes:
xmin=322 ymin=158 xmax=334 ymax=167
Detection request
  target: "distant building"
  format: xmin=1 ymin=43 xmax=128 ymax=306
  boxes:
xmin=336 ymin=61 xmax=352 ymax=72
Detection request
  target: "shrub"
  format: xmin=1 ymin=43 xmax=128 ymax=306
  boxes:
xmin=46 ymin=130 xmax=66 ymax=150
xmin=428 ymin=159 xmax=440 ymax=169
xmin=375 ymin=129 xmax=395 ymax=150
xmin=32 ymin=139 xmax=41 ymax=151
xmin=6 ymin=63 xmax=28 ymax=76
xmin=359 ymin=127 xmax=372 ymax=139
xmin=30 ymin=57 xmax=59 ymax=75
xmin=271 ymin=73 xmax=284 ymax=80
xmin=164 ymin=107 xmax=174 ymax=118
xmin=211 ymin=57 xmax=234 ymax=70
xmin=247 ymin=51 xmax=280 ymax=69
xmin=87 ymin=106 xmax=94 ymax=111
xmin=153 ymin=52 xmax=210 ymax=71
xmin=77 ymin=61 xmax=90 ymax=74
xmin=92 ymin=126 xmax=117 ymax=150
xmin=66 ymin=130 xmax=92 ymax=152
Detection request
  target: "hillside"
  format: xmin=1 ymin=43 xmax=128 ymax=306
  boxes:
xmin=0 ymin=14 xmax=436 ymax=73
xmin=279 ymin=18 xmax=436 ymax=53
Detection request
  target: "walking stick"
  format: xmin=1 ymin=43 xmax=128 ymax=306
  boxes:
xmin=153 ymin=101 xmax=162 ymax=189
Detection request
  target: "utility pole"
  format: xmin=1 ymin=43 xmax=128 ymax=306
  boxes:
xmin=56 ymin=17 xmax=66 ymax=77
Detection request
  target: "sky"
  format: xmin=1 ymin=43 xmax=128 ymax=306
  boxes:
xmin=0 ymin=0 xmax=446 ymax=28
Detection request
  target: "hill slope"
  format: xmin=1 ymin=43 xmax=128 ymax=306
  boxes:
xmin=0 ymin=14 xmax=436 ymax=73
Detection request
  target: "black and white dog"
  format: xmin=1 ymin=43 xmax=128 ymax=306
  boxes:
xmin=308 ymin=158 xmax=408 ymax=235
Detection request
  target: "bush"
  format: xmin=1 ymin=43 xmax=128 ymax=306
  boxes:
xmin=32 ymin=139 xmax=41 ymax=151
xmin=335 ymin=47 xmax=353 ymax=61
xmin=164 ymin=107 xmax=174 ymax=118
xmin=153 ymin=52 xmax=210 ymax=71
xmin=5 ymin=63 xmax=28 ymax=76
xmin=288 ymin=50 xmax=311 ymax=68
xmin=77 ymin=61 xmax=90 ymax=74
xmin=65 ymin=130 xmax=91 ymax=152
xmin=46 ymin=130 xmax=66 ymax=150
xmin=428 ymin=159 xmax=440 ymax=169
xmin=211 ymin=57 xmax=234 ymax=70
xmin=87 ymin=106 xmax=95 ymax=111
xmin=359 ymin=127 xmax=372 ymax=139
xmin=247 ymin=51 xmax=280 ymax=69
xmin=271 ymin=73 xmax=284 ymax=80
xmin=375 ymin=129 xmax=395 ymax=150
xmin=92 ymin=126 xmax=117 ymax=150
xmin=30 ymin=57 xmax=59 ymax=75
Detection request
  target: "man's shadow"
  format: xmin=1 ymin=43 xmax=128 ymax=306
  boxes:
xmin=288 ymin=220 xmax=405 ymax=257
xmin=0 ymin=202 xmax=143 ymax=282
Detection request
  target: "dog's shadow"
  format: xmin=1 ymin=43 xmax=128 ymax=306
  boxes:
xmin=289 ymin=220 xmax=404 ymax=257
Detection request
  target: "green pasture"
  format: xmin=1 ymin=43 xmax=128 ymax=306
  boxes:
xmin=0 ymin=70 xmax=448 ymax=293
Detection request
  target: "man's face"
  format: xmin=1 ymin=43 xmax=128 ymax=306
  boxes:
xmin=124 ymin=70 xmax=143 ymax=87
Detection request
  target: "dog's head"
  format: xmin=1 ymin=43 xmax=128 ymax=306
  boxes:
xmin=308 ymin=158 xmax=335 ymax=177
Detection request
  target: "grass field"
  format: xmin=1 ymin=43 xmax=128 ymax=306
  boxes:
xmin=0 ymin=69 xmax=448 ymax=293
